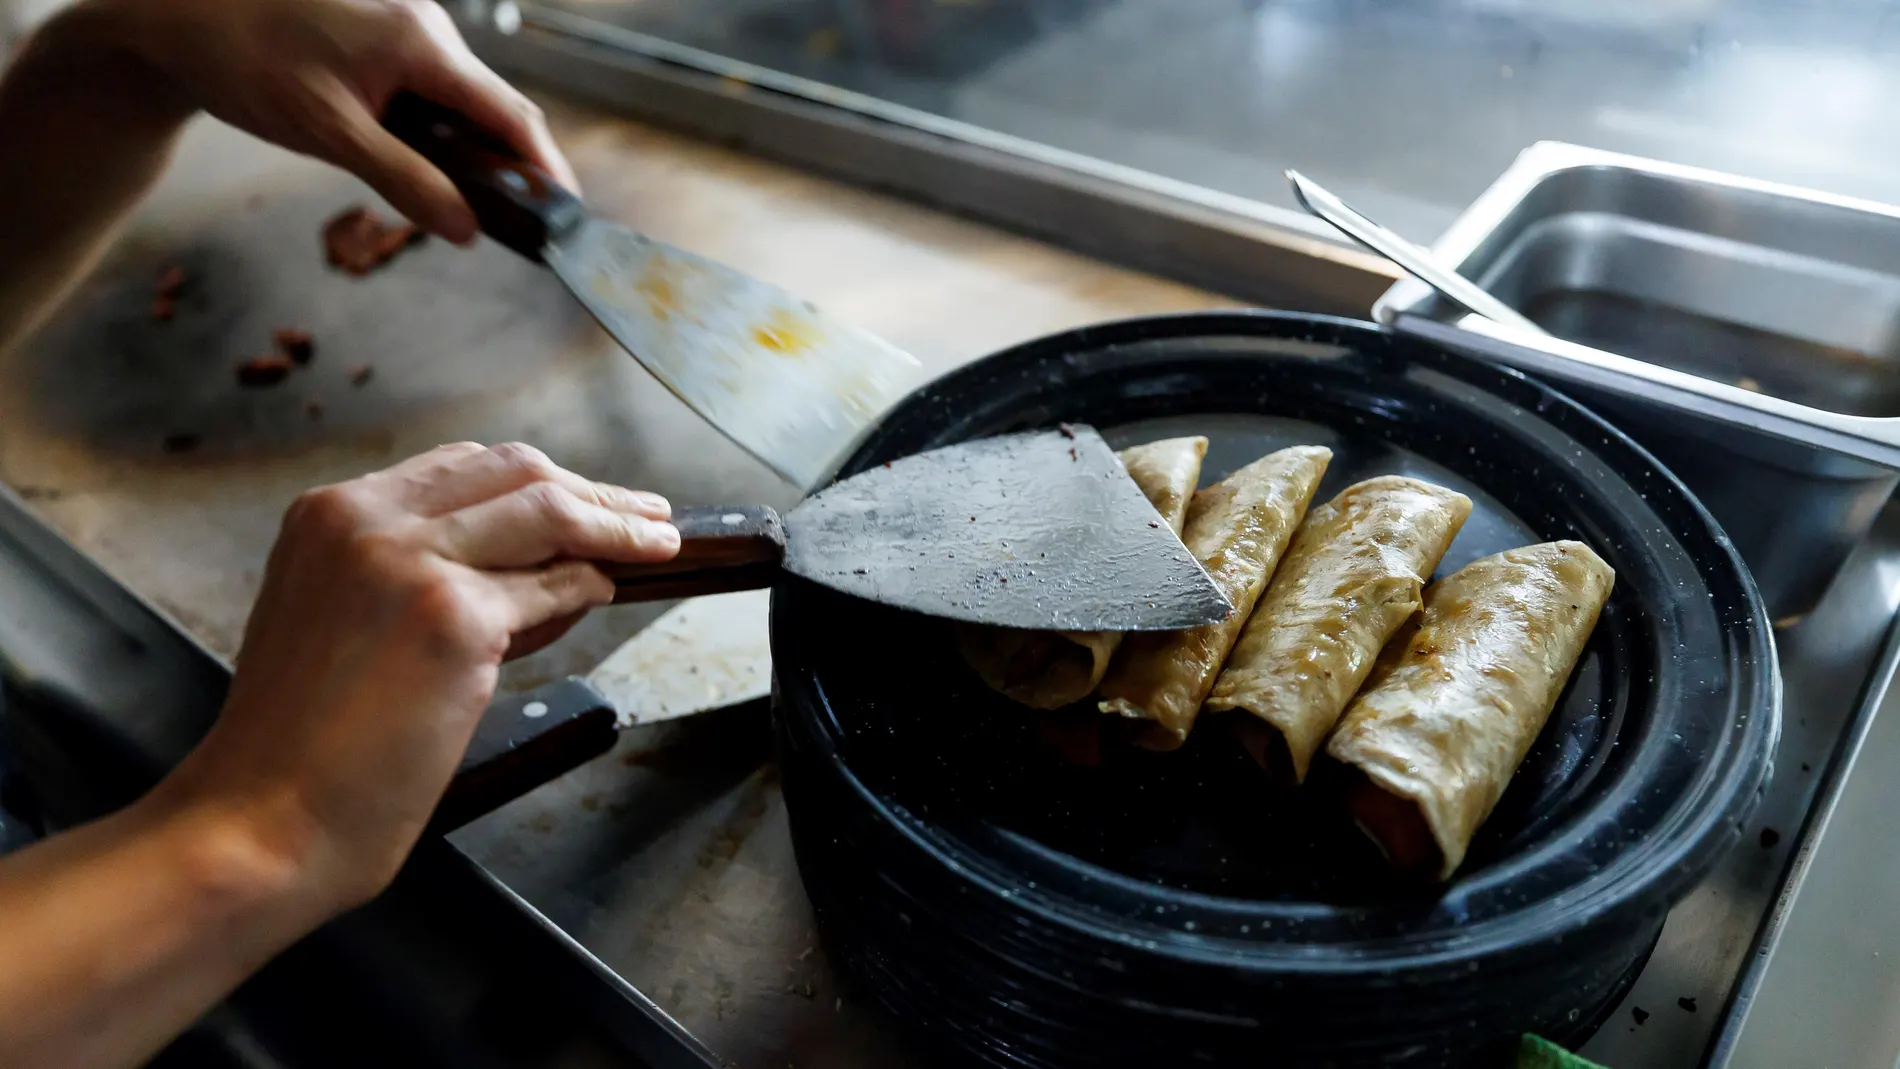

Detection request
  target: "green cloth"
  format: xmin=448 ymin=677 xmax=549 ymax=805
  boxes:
xmin=1516 ymin=1035 xmax=1610 ymax=1069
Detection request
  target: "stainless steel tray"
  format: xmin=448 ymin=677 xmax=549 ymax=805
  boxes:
xmin=1372 ymin=142 xmax=1900 ymax=617
xmin=1373 ymin=141 xmax=1900 ymax=467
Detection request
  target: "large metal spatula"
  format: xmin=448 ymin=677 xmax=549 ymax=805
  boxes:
xmin=384 ymin=92 xmax=925 ymax=492
xmin=606 ymin=425 xmax=1231 ymax=632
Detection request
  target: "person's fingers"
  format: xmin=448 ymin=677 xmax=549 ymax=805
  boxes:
xmin=318 ymin=87 xmax=477 ymax=241
xmin=374 ymin=441 xmax=490 ymax=484
xmin=385 ymin=441 xmax=669 ymax=519
xmin=404 ymin=58 xmax=582 ymax=193
xmin=485 ymin=561 xmax=616 ymax=639
xmin=397 ymin=5 xmax=582 ymax=193
xmin=504 ymin=609 xmax=589 ymax=661
xmin=434 ymin=481 xmax=681 ymax=569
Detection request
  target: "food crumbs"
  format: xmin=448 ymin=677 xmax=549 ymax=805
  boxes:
xmin=274 ymin=328 xmax=315 ymax=365
xmin=797 ymin=946 xmax=815 ymax=961
xmin=323 ymin=206 xmax=424 ymax=275
xmin=1678 ymin=996 xmax=1697 ymax=1013
xmin=1632 ymin=1006 xmax=1649 ymax=1025
xmin=152 ymin=266 xmax=185 ymax=320
xmin=348 ymin=364 xmax=374 ymax=387
xmin=236 ymin=355 xmax=293 ymax=388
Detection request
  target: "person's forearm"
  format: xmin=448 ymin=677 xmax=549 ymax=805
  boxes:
xmin=0 ymin=2 xmax=194 ymax=356
xmin=0 ymin=784 xmax=330 ymax=1069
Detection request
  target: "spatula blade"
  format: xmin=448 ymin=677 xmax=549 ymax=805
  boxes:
xmin=782 ymin=427 xmax=1233 ymax=631
xmin=547 ymin=220 xmax=926 ymax=491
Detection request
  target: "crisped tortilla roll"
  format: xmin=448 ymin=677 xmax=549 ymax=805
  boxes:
xmin=1097 ymin=445 xmax=1332 ymax=747
xmin=956 ymin=437 xmax=1208 ymax=708
xmin=1207 ymin=476 xmax=1472 ymax=782
xmin=1327 ymin=541 xmax=1615 ymax=880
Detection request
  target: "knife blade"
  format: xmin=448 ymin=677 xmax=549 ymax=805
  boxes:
xmin=603 ymin=426 xmax=1235 ymax=633
xmin=587 ymin=590 xmax=772 ymax=727
xmin=383 ymin=92 xmax=925 ymax=492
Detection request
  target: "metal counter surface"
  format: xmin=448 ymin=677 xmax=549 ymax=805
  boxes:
xmin=3 ymin=78 xmax=1898 ymax=1069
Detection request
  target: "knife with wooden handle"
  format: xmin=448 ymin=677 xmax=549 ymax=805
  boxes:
xmin=431 ymin=592 xmax=772 ymax=832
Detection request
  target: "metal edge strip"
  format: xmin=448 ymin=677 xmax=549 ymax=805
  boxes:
xmin=1703 ymin=608 xmax=1900 ymax=1068
xmin=456 ymin=4 xmax=1400 ymax=317
xmin=452 ymin=846 xmax=726 ymax=1068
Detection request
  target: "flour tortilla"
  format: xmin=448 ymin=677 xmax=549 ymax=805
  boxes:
xmin=1096 ymin=446 xmax=1331 ymax=748
xmin=1326 ymin=541 xmax=1615 ymax=880
xmin=956 ymin=437 xmax=1208 ymax=709
xmin=1206 ymin=476 xmax=1471 ymax=782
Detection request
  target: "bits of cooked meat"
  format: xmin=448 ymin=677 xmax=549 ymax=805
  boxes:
xmin=273 ymin=328 xmax=315 ymax=365
xmin=152 ymin=265 xmax=186 ymax=322
xmin=323 ymin=206 xmax=425 ymax=275
xmin=236 ymin=355 xmax=294 ymax=388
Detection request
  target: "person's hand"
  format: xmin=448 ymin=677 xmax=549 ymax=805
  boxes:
xmin=159 ymin=443 xmax=676 ymax=912
xmin=93 ymin=0 xmax=578 ymax=242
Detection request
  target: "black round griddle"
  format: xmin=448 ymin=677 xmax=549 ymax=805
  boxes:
xmin=771 ymin=312 xmax=1778 ymax=1068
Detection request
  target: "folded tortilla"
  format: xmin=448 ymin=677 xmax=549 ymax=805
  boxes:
xmin=1326 ymin=541 xmax=1615 ymax=880
xmin=1206 ymin=476 xmax=1472 ymax=782
xmin=956 ymin=436 xmax=1209 ymax=708
xmin=1097 ymin=445 xmax=1332 ymax=748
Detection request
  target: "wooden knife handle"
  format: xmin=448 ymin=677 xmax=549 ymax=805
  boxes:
xmin=603 ymin=505 xmax=787 ymax=602
xmin=430 ymin=678 xmax=619 ymax=833
xmin=382 ymin=91 xmax=585 ymax=261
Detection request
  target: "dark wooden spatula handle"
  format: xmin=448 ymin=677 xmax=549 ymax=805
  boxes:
xmin=382 ymin=90 xmax=585 ymax=261
xmin=603 ymin=504 xmax=787 ymax=602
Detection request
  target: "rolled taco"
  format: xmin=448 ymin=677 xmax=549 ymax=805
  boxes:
xmin=1097 ymin=445 xmax=1331 ymax=748
xmin=1326 ymin=541 xmax=1615 ymax=880
xmin=1207 ymin=476 xmax=1471 ymax=782
xmin=957 ymin=436 xmax=1209 ymax=708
